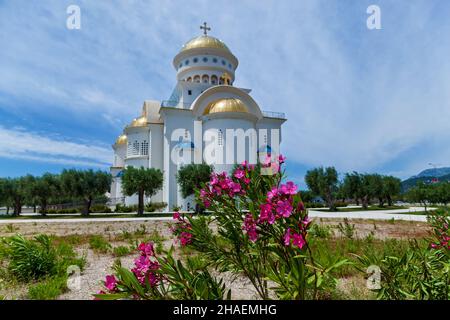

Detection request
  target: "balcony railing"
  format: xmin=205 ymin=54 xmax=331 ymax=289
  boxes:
xmin=162 ymin=101 xmax=286 ymax=119
xmin=262 ymin=111 xmax=286 ymax=119
xmin=161 ymin=100 xmax=191 ymax=108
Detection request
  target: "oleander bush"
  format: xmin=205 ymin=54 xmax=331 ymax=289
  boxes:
xmin=357 ymin=208 xmax=450 ymax=300
xmin=0 ymin=234 xmax=85 ymax=299
xmin=96 ymin=155 xmax=347 ymax=300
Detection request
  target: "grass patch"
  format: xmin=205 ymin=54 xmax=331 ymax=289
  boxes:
xmin=28 ymin=276 xmax=67 ymax=300
xmin=89 ymin=235 xmax=111 ymax=254
xmin=314 ymin=205 xmax=409 ymax=212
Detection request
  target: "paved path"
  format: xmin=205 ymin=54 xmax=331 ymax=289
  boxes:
xmin=0 ymin=207 xmax=432 ymax=224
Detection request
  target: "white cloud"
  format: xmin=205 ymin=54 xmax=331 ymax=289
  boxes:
xmin=0 ymin=126 xmax=112 ymax=167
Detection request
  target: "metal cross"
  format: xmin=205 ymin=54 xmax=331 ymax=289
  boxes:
xmin=200 ymin=22 xmax=211 ymax=35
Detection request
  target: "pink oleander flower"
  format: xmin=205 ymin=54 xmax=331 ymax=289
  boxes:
xmin=243 ymin=213 xmax=258 ymax=242
xmin=278 ymin=154 xmax=286 ymax=164
xmin=259 ymin=203 xmax=275 ymax=224
xmin=180 ymin=232 xmax=193 ymax=246
xmin=283 ymin=228 xmax=291 ymax=246
xmin=275 ymin=200 xmax=293 ymax=218
xmin=234 ymin=169 xmax=245 ymax=179
xmin=138 ymin=242 xmax=155 ymax=257
xmin=210 ymin=175 xmax=219 ymax=185
xmin=173 ymin=211 xmax=181 ymax=220
xmin=292 ymin=233 xmax=306 ymax=249
xmin=105 ymin=275 xmax=117 ymax=292
xmin=279 ymin=181 xmax=298 ymax=195
xmin=267 ymin=187 xmax=279 ymax=200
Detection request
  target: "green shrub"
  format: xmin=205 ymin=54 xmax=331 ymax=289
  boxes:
xmin=337 ymin=218 xmax=356 ymax=239
xmin=144 ymin=202 xmax=167 ymax=212
xmin=90 ymin=204 xmax=112 ymax=213
xmin=0 ymin=234 xmax=85 ymax=284
xmin=304 ymin=202 xmax=325 ymax=208
xmin=89 ymin=235 xmax=111 ymax=253
xmin=309 ymin=223 xmax=333 ymax=238
xmin=28 ymin=276 xmax=67 ymax=300
xmin=112 ymin=245 xmax=134 ymax=257
xmin=114 ymin=204 xmax=137 ymax=213
xmin=1 ymin=235 xmax=57 ymax=281
xmin=334 ymin=201 xmax=349 ymax=208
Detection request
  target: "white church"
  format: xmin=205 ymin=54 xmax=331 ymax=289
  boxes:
xmin=110 ymin=24 xmax=286 ymax=210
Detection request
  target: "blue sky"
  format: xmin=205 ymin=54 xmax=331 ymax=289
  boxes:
xmin=0 ymin=0 xmax=449 ymax=188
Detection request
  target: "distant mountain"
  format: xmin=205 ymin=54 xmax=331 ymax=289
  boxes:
xmin=402 ymin=168 xmax=450 ymax=192
xmin=414 ymin=167 xmax=450 ymax=178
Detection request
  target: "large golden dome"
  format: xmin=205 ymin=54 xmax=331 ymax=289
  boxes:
xmin=115 ymin=134 xmax=127 ymax=145
xmin=180 ymin=35 xmax=231 ymax=53
xmin=204 ymin=98 xmax=249 ymax=115
xmin=130 ymin=115 xmax=148 ymax=127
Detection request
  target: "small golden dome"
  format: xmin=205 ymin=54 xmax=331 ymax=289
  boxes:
xmin=115 ymin=134 xmax=127 ymax=145
xmin=130 ymin=116 xmax=148 ymax=127
xmin=181 ymin=35 xmax=231 ymax=53
xmin=204 ymin=98 xmax=249 ymax=115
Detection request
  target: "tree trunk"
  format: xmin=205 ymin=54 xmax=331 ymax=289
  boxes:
xmin=387 ymin=196 xmax=393 ymax=207
xmin=6 ymin=206 xmax=9 ymax=215
xmin=40 ymin=200 xmax=47 ymax=216
xmin=138 ymin=190 xmax=144 ymax=216
xmin=362 ymin=196 xmax=369 ymax=210
xmin=82 ymin=197 xmax=91 ymax=216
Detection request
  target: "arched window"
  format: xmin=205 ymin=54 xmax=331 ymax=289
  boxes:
xmin=202 ymin=75 xmax=209 ymax=84
xmin=141 ymin=140 xmax=149 ymax=155
xmin=186 ymin=77 xmax=192 ymax=82
xmin=211 ymin=75 xmax=218 ymax=85
xmin=219 ymin=77 xmax=224 ymax=85
xmin=218 ymin=129 xmax=223 ymax=146
xmin=193 ymin=75 xmax=201 ymax=83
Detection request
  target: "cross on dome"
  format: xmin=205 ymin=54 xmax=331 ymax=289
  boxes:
xmin=200 ymin=22 xmax=211 ymax=35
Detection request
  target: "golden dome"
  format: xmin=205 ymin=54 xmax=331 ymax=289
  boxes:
xmin=130 ymin=115 xmax=148 ymax=127
xmin=180 ymin=35 xmax=231 ymax=53
xmin=115 ymin=134 xmax=127 ymax=145
xmin=204 ymin=98 xmax=249 ymax=115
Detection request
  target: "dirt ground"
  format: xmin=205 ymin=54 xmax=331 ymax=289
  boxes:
xmin=0 ymin=217 xmax=430 ymax=300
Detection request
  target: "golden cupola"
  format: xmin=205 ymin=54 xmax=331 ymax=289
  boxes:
xmin=203 ymin=98 xmax=249 ymax=115
xmin=115 ymin=134 xmax=127 ymax=145
xmin=180 ymin=35 xmax=231 ymax=54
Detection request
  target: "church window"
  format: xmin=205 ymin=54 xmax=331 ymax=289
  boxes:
xmin=179 ymin=63 xmax=182 ymax=68
xmin=186 ymin=77 xmax=192 ymax=82
xmin=211 ymin=75 xmax=218 ymax=84
xmin=228 ymin=63 xmax=232 ymax=69
xmin=141 ymin=140 xmax=149 ymax=155
xmin=213 ymin=57 xmax=218 ymax=63
xmin=184 ymin=60 xmax=189 ymax=65
xmin=203 ymin=57 xmax=208 ymax=62
xmin=188 ymin=90 xmax=192 ymax=95
xmin=193 ymin=75 xmax=200 ymax=83
xmin=133 ymin=140 xmax=139 ymax=156
xmin=127 ymin=142 xmax=132 ymax=156
xmin=193 ymin=57 xmax=198 ymax=63
xmin=222 ymin=60 xmax=226 ymax=65
xmin=202 ymin=74 xmax=209 ymax=83
xmin=218 ymin=129 xmax=223 ymax=146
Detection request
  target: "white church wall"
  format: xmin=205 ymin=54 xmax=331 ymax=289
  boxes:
xmin=202 ymin=116 xmax=256 ymax=174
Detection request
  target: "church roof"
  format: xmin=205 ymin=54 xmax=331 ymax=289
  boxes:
xmin=204 ymin=98 xmax=249 ymax=115
xmin=180 ymin=35 xmax=231 ymax=54
xmin=115 ymin=134 xmax=127 ymax=145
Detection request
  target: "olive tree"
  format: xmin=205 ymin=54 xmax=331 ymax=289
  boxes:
xmin=60 ymin=169 xmax=111 ymax=216
xmin=121 ymin=166 xmax=163 ymax=215
xmin=305 ymin=166 xmax=339 ymax=210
